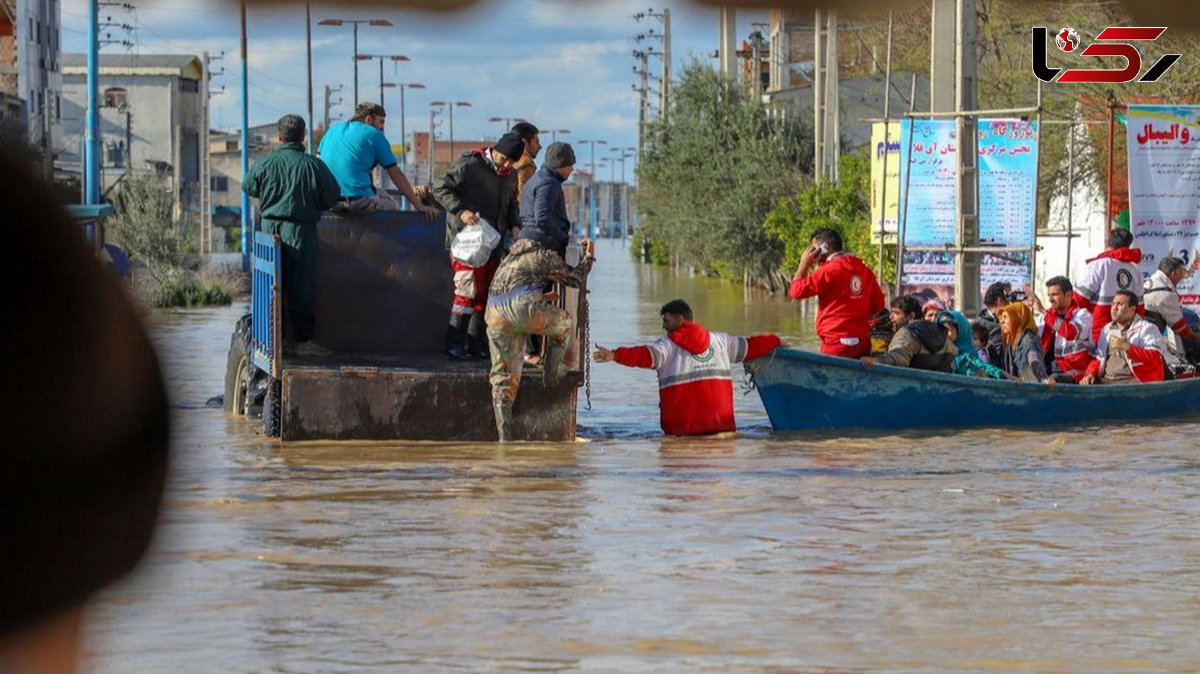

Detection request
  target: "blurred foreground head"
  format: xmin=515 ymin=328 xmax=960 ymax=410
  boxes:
xmin=0 ymin=141 xmax=170 ymax=670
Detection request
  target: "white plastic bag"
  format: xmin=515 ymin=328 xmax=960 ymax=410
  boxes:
xmin=450 ymin=217 xmax=501 ymax=267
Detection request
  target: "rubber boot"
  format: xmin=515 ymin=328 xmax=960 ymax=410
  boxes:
xmin=467 ymin=313 xmax=490 ymax=359
xmin=493 ymin=400 xmax=515 ymax=442
xmin=445 ymin=313 xmax=471 ymax=360
xmin=543 ymin=340 xmax=568 ymax=387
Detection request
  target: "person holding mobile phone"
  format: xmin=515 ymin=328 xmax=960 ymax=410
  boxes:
xmin=788 ymin=227 xmax=885 ymax=358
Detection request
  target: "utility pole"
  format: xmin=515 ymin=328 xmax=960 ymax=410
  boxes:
xmin=813 ymin=8 xmax=840 ymax=184
xmin=632 ymin=49 xmax=650 ymax=156
xmin=200 ymin=50 xmax=211 ymax=256
xmin=634 ymin=9 xmax=671 ymax=120
xmin=323 ymin=84 xmax=343 ymax=131
xmin=718 ymin=6 xmax=737 ymax=80
xmin=661 ymin=8 xmax=671 ymax=120
xmin=427 ymin=108 xmax=436 ymax=184
xmin=927 ymin=0 xmax=980 ymax=312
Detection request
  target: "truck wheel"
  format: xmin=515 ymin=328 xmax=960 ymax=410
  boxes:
xmin=223 ymin=313 xmax=253 ymax=414
xmin=263 ymin=376 xmax=282 ymax=438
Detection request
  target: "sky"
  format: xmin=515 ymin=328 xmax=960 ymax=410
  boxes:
xmin=61 ymin=0 xmax=769 ymax=178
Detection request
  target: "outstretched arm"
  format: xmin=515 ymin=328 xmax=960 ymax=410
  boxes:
xmin=385 ymin=165 xmax=438 ymax=220
xmin=593 ymin=345 xmax=655 ymax=369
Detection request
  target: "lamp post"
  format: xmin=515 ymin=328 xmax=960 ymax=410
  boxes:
xmin=611 ymin=147 xmax=636 ymax=244
xmin=576 ymin=139 xmax=607 ymax=239
xmin=430 ymin=100 xmax=471 ymax=158
xmin=357 ymin=54 xmax=409 ymax=107
xmin=549 ymin=129 xmax=571 ymax=143
xmin=382 ymin=82 xmax=425 ymax=172
xmin=317 ymin=18 xmax=392 ymax=107
xmin=488 ymin=116 xmax=525 ymax=132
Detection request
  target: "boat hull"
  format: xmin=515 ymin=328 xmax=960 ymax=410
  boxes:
xmin=751 ymin=347 xmax=1200 ymax=431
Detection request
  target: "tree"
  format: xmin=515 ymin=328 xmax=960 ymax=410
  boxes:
xmin=637 ymin=61 xmax=812 ymax=283
xmin=765 ymin=153 xmax=896 ymax=289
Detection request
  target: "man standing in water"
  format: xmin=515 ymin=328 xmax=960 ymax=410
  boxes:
xmin=593 ymin=300 xmax=782 ymax=436
xmin=486 ymin=238 xmax=594 ymax=442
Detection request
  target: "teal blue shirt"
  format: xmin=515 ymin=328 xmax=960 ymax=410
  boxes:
xmin=317 ymin=120 xmax=396 ymax=198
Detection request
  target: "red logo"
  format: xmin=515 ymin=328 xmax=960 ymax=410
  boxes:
xmin=850 ymin=275 xmax=863 ymax=296
xmin=1032 ymin=26 xmax=1181 ymax=83
xmin=1056 ymin=27 xmax=1080 ymax=52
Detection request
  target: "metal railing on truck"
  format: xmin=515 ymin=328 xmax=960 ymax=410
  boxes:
xmin=251 ymin=232 xmax=281 ymax=377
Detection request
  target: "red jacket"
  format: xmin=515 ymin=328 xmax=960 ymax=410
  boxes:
xmin=788 ymin=252 xmax=885 ymax=358
xmin=1039 ymin=300 xmax=1095 ymax=381
xmin=613 ymin=322 xmax=781 ymax=436
xmin=1073 ymin=246 xmax=1144 ymax=343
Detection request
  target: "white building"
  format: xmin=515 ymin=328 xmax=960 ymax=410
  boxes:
xmin=60 ymin=53 xmax=205 ymax=212
xmin=1 ymin=0 xmax=64 ymax=154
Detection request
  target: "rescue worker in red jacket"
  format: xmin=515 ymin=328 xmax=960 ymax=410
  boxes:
xmin=787 ymin=227 xmax=885 ymax=358
xmin=1074 ymin=227 xmax=1144 ymax=344
xmin=593 ymin=300 xmax=782 ymax=436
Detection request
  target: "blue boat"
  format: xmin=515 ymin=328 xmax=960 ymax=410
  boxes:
xmin=750 ymin=347 xmax=1200 ymax=431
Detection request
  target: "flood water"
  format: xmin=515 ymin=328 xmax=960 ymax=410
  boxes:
xmin=85 ymin=239 xmax=1200 ymax=672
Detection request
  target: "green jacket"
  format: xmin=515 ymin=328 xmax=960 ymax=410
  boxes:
xmin=243 ymin=142 xmax=340 ymax=226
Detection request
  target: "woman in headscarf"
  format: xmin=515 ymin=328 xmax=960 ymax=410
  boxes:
xmin=934 ymin=309 xmax=1011 ymax=380
xmin=999 ymin=303 xmax=1056 ymax=386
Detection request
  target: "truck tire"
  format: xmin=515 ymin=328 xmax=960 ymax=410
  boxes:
xmin=263 ymin=376 xmax=282 ymax=438
xmin=223 ymin=313 xmax=253 ymax=414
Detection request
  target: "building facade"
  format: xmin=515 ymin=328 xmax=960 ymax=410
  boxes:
xmin=1 ymin=0 xmax=63 ymax=154
xmin=61 ymin=53 xmax=205 ymax=211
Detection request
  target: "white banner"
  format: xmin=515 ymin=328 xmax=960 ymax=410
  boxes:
xmin=1127 ymin=104 xmax=1200 ymax=304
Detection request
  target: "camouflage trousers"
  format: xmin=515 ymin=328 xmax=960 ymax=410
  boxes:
xmin=485 ymin=293 xmax=574 ymax=405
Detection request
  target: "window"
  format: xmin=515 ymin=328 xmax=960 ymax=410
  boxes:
xmin=180 ymin=79 xmax=199 ymax=93
xmin=104 ymin=87 xmax=128 ymax=108
xmin=211 ymin=176 xmax=228 ymax=192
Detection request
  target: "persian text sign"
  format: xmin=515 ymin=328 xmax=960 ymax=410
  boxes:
xmin=869 ymin=122 xmax=901 ymax=243
xmin=1126 ymin=104 xmax=1200 ymax=304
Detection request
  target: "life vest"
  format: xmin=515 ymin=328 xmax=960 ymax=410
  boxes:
xmin=612 ymin=322 xmax=781 ymax=436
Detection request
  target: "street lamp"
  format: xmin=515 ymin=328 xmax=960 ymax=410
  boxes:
xmin=357 ymin=53 xmax=409 ymax=107
xmin=576 ymin=139 xmax=607 ymax=239
xmin=382 ymin=81 xmax=424 ymax=172
xmin=611 ymin=147 xmax=636 ymax=243
xmin=488 ymin=116 xmax=526 ymax=132
xmin=318 ymin=18 xmax=392 ymax=107
xmin=430 ymin=100 xmax=471 ymax=159
xmin=549 ymin=129 xmax=571 ymax=143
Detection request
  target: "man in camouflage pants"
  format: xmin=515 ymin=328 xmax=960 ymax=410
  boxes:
xmin=485 ymin=238 xmax=594 ymax=441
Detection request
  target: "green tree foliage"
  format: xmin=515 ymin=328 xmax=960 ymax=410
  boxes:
xmin=110 ymin=174 xmax=232 ymax=307
xmin=637 ymin=61 xmax=812 ymax=281
xmin=764 ymin=153 xmax=896 ymax=287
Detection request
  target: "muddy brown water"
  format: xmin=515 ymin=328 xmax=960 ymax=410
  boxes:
xmin=84 ymin=240 xmax=1200 ymax=672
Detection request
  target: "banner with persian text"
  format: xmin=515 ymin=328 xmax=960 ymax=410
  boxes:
xmin=897 ymin=119 xmax=1039 ymax=309
xmin=1126 ymin=104 xmax=1200 ymax=305
xmin=869 ymin=122 xmax=901 ymax=244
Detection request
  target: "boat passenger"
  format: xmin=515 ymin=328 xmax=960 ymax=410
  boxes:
xmin=317 ymin=102 xmax=438 ymax=217
xmin=975 ymin=282 xmax=1009 ymax=364
xmin=593 ymin=300 xmax=782 ymax=436
xmin=999 ymin=303 xmax=1056 ymax=387
xmin=787 ymin=227 xmax=885 ymax=358
xmin=922 ymin=296 xmax=946 ymax=322
xmin=971 ymin=322 xmax=992 ymax=363
xmin=434 ymin=132 xmax=526 ymax=360
xmin=934 ymin=310 xmax=1010 ymax=380
xmin=860 ymin=296 xmax=957 ymax=372
xmin=1039 ymin=275 xmax=1095 ymax=382
xmin=1143 ymin=256 xmax=1200 ymax=367
xmin=486 ymin=237 xmax=594 ymax=442
xmin=1074 ymin=227 xmax=1143 ymax=343
xmin=1080 ymin=289 xmax=1166 ymax=385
